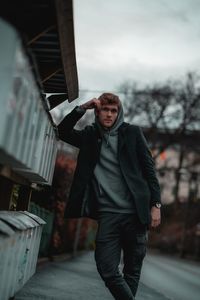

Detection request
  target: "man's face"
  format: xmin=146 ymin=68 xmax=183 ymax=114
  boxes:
xmin=97 ymin=104 xmax=119 ymax=128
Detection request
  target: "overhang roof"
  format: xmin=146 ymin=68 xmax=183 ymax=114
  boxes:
xmin=0 ymin=0 xmax=79 ymax=108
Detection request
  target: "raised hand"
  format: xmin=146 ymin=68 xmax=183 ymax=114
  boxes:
xmin=80 ymin=98 xmax=101 ymax=111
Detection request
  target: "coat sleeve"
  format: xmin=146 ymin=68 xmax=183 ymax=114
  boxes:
xmin=57 ymin=106 xmax=86 ymax=148
xmin=136 ymin=126 xmax=161 ymax=207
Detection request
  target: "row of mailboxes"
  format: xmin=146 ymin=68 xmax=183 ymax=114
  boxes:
xmin=0 ymin=211 xmax=45 ymax=300
xmin=0 ymin=18 xmax=57 ymax=185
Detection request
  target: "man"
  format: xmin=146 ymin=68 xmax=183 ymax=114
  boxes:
xmin=58 ymin=93 xmax=161 ymax=300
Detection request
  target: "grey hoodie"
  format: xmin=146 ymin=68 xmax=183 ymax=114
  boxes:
xmin=92 ymin=104 xmax=136 ymax=214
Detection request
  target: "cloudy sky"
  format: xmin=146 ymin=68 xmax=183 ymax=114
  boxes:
xmin=73 ymin=0 xmax=200 ymax=96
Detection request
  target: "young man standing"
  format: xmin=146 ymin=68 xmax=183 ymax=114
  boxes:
xmin=58 ymin=93 xmax=161 ymax=300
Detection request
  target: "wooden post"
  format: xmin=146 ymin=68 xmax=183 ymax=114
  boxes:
xmin=0 ymin=175 xmax=14 ymax=210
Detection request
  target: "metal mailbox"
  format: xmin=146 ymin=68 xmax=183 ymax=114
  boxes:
xmin=0 ymin=220 xmax=15 ymax=300
xmin=0 ymin=18 xmax=58 ymax=185
xmin=0 ymin=211 xmax=45 ymax=300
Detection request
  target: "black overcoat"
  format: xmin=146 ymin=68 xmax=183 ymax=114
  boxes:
xmin=58 ymin=107 xmax=161 ymax=225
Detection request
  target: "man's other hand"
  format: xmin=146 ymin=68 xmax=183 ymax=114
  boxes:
xmin=150 ymin=206 xmax=161 ymax=228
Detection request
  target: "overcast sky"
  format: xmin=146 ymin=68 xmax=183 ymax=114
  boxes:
xmin=73 ymin=0 xmax=200 ymax=96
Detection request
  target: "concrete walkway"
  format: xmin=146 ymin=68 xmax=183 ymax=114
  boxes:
xmin=15 ymin=251 xmax=170 ymax=300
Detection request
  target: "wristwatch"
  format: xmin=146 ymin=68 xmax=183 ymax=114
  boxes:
xmin=154 ymin=202 xmax=162 ymax=209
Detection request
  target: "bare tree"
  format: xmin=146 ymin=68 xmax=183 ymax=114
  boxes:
xmin=119 ymin=72 xmax=200 ymax=207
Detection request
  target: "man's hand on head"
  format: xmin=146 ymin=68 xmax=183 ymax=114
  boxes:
xmin=150 ymin=206 xmax=161 ymax=228
xmin=80 ymin=98 xmax=101 ymax=111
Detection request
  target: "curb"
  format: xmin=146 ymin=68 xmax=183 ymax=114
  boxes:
xmin=37 ymin=250 xmax=87 ymax=267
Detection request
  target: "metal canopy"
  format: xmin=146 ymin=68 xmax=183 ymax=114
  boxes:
xmin=0 ymin=0 xmax=79 ymax=106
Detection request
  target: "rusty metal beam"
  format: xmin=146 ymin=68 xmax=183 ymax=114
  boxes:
xmin=27 ymin=25 xmax=56 ymax=46
xmin=55 ymin=0 xmax=79 ymax=102
xmin=37 ymin=62 xmax=62 ymax=83
xmin=42 ymin=68 xmax=62 ymax=83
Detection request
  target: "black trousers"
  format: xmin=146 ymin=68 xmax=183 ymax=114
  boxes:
xmin=95 ymin=212 xmax=147 ymax=300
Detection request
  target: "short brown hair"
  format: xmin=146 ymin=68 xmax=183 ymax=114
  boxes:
xmin=98 ymin=92 xmax=121 ymax=108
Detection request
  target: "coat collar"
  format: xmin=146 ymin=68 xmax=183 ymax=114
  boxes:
xmin=118 ymin=122 xmax=130 ymax=153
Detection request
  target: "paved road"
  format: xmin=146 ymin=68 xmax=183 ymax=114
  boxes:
xmin=15 ymin=251 xmax=169 ymax=300
xmin=141 ymin=250 xmax=200 ymax=300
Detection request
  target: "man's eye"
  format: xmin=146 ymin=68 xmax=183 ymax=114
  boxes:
xmin=102 ymin=108 xmax=118 ymax=113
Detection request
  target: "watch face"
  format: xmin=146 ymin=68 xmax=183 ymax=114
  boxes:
xmin=156 ymin=203 xmax=161 ymax=208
